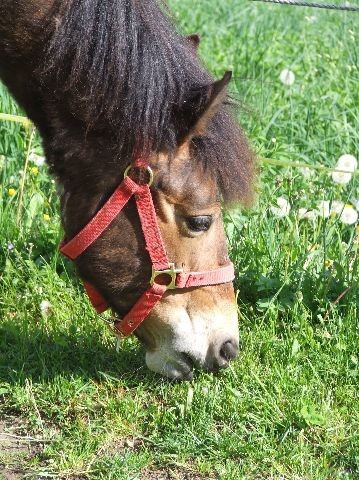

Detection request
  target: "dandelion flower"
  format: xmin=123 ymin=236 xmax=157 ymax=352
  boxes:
xmin=280 ymin=69 xmax=295 ymax=86
xmin=271 ymin=197 xmax=291 ymax=217
xmin=300 ymin=167 xmax=314 ymax=178
xmin=317 ymin=201 xmax=330 ymax=218
xmin=31 ymin=166 xmax=39 ymax=175
xmin=8 ymin=188 xmax=16 ymax=197
xmin=43 ymin=214 xmax=50 ymax=222
xmin=298 ymin=208 xmax=309 ymax=219
xmin=339 ymin=205 xmax=358 ymax=225
xmin=331 ymin=154 xmax=357 ymax=184
xmin=298 ymin=208 xmax=318 ymax=220
xmin=330 ymin=201 xmax=344 ymax=215
xmin=271 ymin=138 xmax=277 ymax=144
xmin=337 ymin=154 xmax=357 ymax=172
xmin=40 ymin=300 xmax=52 ymax=316
xmin=331 ymin=170 xmax=352 ymax=184
xmin=324 ymin=259 xmax=333 ymax=268
xmin=351 ymin=198 xmax=359 ymax=211
xmin=29 ymin=153 xmax=45 ymax=167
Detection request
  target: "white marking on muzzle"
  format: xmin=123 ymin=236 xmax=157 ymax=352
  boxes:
xmin=145 ymin=304 xmax=239 ymax=379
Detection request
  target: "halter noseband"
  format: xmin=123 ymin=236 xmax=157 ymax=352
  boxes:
xmin=60 ymin=158 xmax=235 ymax=337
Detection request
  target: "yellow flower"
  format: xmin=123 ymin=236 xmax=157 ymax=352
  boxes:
xmin=8 ymin=188 xmax=16 ymax=197
xmin=43 ymin=214 xmax=50 ymax=222
xmin=308 ymin=243 xmax=320 ymax=252
xmin=31 ymin=166 xmax=39 ymax=175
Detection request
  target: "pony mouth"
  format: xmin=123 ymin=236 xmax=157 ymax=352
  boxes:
xmin=171 ymin=353 xmax=196 ymax=380
xmin=180 ymin=352 xmax=196 ymax=371
xmin=169 ymin=352 xmax=227 ymax=380
xmin=150 ymin=352 xmax=196 ymax=381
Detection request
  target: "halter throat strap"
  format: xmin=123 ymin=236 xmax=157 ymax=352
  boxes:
xmin=60 ymin=163 xmax=235 ymax=337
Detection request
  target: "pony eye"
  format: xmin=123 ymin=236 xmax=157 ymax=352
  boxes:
xmin=185 ymin=215 xmax=213 ymax=232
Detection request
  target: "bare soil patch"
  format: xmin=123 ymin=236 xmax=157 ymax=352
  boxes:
xmin=0 ymin=416 xmax=43 ymax=480
xmin=141 ymin=467 xmax=216 ymax=480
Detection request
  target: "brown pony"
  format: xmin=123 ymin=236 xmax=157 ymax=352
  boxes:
xmin=0 ymin=0 xmax=255 ymax=379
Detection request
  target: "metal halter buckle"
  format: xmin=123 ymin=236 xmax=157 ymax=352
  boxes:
xmin=150 ymin=263 xmax=183 ymax=290
xmin=124 ymin=164 xmax=154 ymax=186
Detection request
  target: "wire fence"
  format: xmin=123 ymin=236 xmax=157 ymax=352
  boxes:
xmin=251 ymin=0 xmax=359 ymax=11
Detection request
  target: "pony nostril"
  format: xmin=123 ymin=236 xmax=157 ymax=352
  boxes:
xmin=220 ymin=339 xmax=239 ymax=362
xmin=206 ymin=338 xmax=239 ymax=371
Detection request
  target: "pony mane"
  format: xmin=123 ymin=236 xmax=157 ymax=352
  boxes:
xmin=43 ymin=0 xmax=254 ymax=203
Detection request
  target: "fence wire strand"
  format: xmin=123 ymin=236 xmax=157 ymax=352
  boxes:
xmin=251 ymin=0 xmax=359 ymax=11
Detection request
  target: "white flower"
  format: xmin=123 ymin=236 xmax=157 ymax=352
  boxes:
xmin=317 ymin=201 xmax=330 ymax=218
xmin=330 ymin=201 xmax=344 ymax=215
xmin=298 ymin=208 xmax=318 ymax=220
xmin=280 ymin=69 xmax=295 ymax=86
xmin=40 ymin=300 xmax=52 ymax=316
xmin=331 ymin=170 xmax=352 ymax=184
xmin=124 ymin=439 xmax=135 ymax=448
xmin=271 ymin=197 xmax=291 ymax=217
xmin=337 ymin=154 xmax=357 ymax=172
xmin=300 ymin=167 xmax=314 ymax=178
xmin=351 ymin=198 xmax=359 ymax=211
xmin=331 ymin=154 xmax=357 ymax=184
xmin=298 ymin=208 xmax=308 ymax=219
xmin=29 ymin=152 xmax=45 ymax=167
xmin=339 ymin=205 xmax=358 ymax=225
xmin=7 ymin=242 xmax=14 ymax=251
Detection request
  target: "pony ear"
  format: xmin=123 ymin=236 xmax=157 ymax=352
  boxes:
xmin=181 ymin=71 xmax=232 ymax=142
xmin=186 ymin=34 xmax=200 ymax=51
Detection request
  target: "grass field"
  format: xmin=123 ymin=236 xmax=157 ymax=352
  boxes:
xmin=0 ymin=0 xmax=358 ymax=478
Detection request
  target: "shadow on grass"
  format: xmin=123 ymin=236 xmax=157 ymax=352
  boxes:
xmin=0 ymin=317 xmax=156 ymax=388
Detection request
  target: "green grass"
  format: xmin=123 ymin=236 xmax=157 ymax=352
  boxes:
xmin=0 ymin=1 xmax=358 ymax=478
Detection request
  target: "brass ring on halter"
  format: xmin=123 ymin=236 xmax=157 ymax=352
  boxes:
xmin=124 ymin=164 xmax=154 ymax=187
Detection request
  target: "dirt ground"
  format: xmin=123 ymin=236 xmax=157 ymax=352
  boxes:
xmin=141 ymin=469 xmax=215 ymax=480
xmin=0 ymin=416 xmax=43 ymax=480
xmin=0 ymin=416 xmax=215 ymax=480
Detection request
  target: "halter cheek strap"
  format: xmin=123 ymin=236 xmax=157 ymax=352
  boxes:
xmin=60 ymin=164 xmax=235 ymax=337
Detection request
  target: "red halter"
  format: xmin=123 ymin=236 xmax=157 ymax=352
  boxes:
xmin=60 ymin=160 xmax=235 ymax=337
